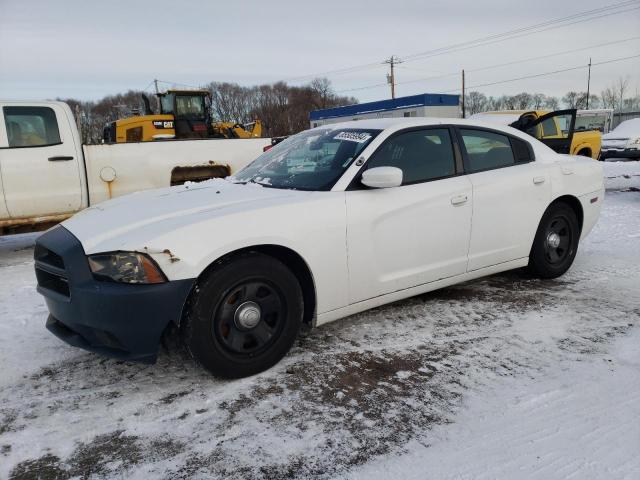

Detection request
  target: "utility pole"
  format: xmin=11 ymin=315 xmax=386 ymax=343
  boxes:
xmin=385 ymin=56 xmax=402 ymax=99
xmin=461 ymin=69 xmax=466 ymax=118
xmin=154 ymin=79 xmax=159 ymax=94
xmin=586 ymin=58 xmax=592 ymax=109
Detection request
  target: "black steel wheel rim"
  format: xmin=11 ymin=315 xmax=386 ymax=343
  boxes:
xmin=544 ymin=215 xmax=573 ymax=265
xmin=213 ymin=279 xmax=285 ymax=356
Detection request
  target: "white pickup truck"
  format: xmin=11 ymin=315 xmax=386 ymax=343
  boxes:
xmin=0 ymin=100 xmax=269 ymax=234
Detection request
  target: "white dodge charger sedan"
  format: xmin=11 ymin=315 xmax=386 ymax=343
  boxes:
xmin=35 ymin=118 xmax=604 ymax=378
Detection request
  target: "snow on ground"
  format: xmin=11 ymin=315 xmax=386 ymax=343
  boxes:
xmin=0 ymin=161 xmax=639 ymax=480
xmin=348 ymin=325 xmax=640 ymax=480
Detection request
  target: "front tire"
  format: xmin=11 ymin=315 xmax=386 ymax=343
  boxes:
xmin=181 ymin=252 xmax=303 ymax=378
xmin=527 ymin=203 xmax=580 ymax=279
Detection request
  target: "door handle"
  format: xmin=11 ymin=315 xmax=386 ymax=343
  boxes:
xmin=48 ymin=156 xmax=74 ymax=161
xmin=533 ymin=176 xmax=546 ymax=184
xmin=451 ymin=194 xmax=468 ymax=206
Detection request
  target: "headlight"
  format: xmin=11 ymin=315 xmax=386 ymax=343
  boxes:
xmin=88 ymin=252 xmax=166 ymax=284
xmin=631 ymin=137 xmax=640 ymax=145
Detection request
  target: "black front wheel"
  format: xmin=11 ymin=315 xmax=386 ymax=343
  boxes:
xmin=528 ymin=202 xmax=580 ymax=279
xmin=181 ymin=252 xmax=303 ymax=378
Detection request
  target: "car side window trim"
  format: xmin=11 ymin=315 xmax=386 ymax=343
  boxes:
xmin=346 ymin=125 xmax=463 ymax=190
xmin=453 ymin=125 xmax=535 ymax=175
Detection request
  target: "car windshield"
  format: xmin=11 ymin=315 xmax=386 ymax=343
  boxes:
xmin=231 ymin=127 xmax=381 ymax=191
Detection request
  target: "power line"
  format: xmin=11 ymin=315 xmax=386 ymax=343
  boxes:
xmin=438 ymin=53 xmax=640 ymax=93
xmin=336 ymin=35 xmax=640 ymax=93
xmin=467 ymin=36 xmax=640 ymax=74
xmin=140 ymin=80 xmax=155 ymax=93
xmin=284 ymin=0 xmax=639 ymax=83
xmin=403 ymin=5 xmax=640 ymax=64
xmin=401 ymin=1 xmax=640 ymax=63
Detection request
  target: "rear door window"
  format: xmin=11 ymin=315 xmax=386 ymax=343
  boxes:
xmin=459 ymin=129 xmax=515 ymax=173
xmin=3 ymin=106 xmax=61 ymax=148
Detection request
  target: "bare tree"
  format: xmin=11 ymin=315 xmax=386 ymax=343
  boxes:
xmin=600 ymin=87 xmax=617 ymax=109
xmin=614 ymin=76 xmax=629 ymax=110
xmin=512 ymin=92 xmax=533 ymax=110
xmin=208 ymin=82 xmax=255 ymax=123
xmin=544 ymin=96 xmax=560 ymax=109
xmin=502 ymin=95 xmax=517 ymax=110
xmin=622 ymin=87 xmax=640 ymax=109
xmin=532 ymin=93 xmax=546 ymax=109
xmin=466 ymin=91 xmax=488 ymax=114
xmin=309 ymin=78 xmax=333 ymax=109
xmin=59 ymin=90 xmax=148 ymax=144
xmin=486 ymin=96 xmax=500 ymax=110
xmin=587 ymin=94 xmax=601 ymax=109
xmin=563 ymin=91 xmax=580 ymax=108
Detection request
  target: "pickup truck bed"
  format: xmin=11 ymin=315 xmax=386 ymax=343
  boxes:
xmin=0 ymin=100 xmax=269 ymax=234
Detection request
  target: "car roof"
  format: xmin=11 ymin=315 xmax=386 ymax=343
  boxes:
xmin=315 ymin=116 xmax=519 ymax=132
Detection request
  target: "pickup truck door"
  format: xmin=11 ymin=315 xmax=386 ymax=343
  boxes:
xmin=0 ymin=103 xmax=83 ymax=219
xmin=345 ymin=127 xmax=472 ymax=303
xmin=511 ymin=109 xmax=576 ymax=155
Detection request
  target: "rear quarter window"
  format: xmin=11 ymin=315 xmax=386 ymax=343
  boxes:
xmin=510 ymin=137 xmax=535 ymax=163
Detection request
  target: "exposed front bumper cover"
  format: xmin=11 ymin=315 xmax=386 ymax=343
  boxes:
xmin=35 ymin=226 xmax=195 ymax=363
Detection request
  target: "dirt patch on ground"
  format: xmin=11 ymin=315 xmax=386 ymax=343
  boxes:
xmin=168 ymin=341 xmax=474 ymax=479
xmin=9 ymin=431 xmax=185 ymax=480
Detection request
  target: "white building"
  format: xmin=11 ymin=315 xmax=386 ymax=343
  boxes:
xmin=310 ymin=93 xmax=460 ymax=128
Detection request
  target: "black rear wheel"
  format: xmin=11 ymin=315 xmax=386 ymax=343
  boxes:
xmin=528 ymin=202 xmax=580 ymax=279
xmin=182 ymin=252 xmax=303 ymax=378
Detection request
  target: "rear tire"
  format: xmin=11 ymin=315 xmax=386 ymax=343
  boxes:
xmin=527 ymin=203 xmax=580 ymax=279
xmin=181 ymin=252 xmax=303 ymax=378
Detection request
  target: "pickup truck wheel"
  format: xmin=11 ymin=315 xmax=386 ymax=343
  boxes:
xmin=181 ymin=252 xmax=303 ymax=378
xmin=527 ymin=203 xmax=580 ymax=279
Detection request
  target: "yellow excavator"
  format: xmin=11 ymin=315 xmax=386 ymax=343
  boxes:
xmin=103 ymin=89 xmax=262 ymax=143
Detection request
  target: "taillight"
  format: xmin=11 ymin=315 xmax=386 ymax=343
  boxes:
xmin=263 ymin=144 xmax=272 ymax=152
xmin=193 ymin=124 xmax=207 ymax=132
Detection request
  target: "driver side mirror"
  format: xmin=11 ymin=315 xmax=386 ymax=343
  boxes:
xmin=361 ymin=166 xmax=403 ymax=189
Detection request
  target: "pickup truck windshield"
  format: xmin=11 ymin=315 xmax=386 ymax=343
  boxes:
xmin=232 ymin=128 xmax=381 ymax=191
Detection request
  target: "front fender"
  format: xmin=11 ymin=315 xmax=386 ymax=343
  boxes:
xmin=142 ymin=197 xmax=350 ymax=316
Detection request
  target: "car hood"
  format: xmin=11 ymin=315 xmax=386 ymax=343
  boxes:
xmin=63 ymin=179 xmax=303 ymax=254
xmin=602 ymin=119 xmax=640 ymax=141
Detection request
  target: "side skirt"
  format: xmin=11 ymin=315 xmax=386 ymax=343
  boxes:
xmin=315 ymin=257 xmax=529 ymax=327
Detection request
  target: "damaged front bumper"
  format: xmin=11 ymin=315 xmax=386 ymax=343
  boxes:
xmin=34 ymin=226 xmax=195 ymax=363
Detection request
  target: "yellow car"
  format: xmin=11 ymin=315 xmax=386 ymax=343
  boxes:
xmin=470 ymin=109 xmax=601 ymax=159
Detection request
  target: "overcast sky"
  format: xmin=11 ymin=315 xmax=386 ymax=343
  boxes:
xmin=0 ymin=0 xmax=638 ymax=103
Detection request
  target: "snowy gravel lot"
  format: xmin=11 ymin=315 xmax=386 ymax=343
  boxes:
xmin=1 ymin=161 xmax=639 ymax=480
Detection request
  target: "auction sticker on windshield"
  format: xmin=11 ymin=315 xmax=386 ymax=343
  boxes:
xmin=333 ymin=131 xmax=372 ymax=143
